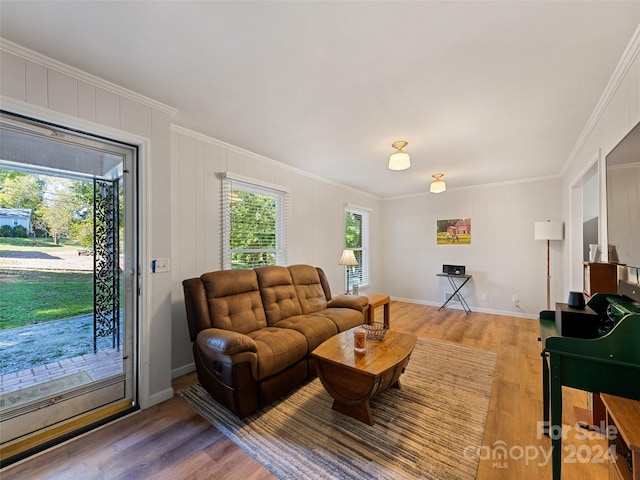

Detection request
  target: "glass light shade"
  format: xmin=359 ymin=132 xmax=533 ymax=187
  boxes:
xmin=430 ymin=179 xmax=446 ymax=193
xmin=388 ymin=152 xmax=411 ymax=171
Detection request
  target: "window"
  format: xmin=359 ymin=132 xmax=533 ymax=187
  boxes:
xmin=222 ymin=174 xmax=289 ymax=269
xmin=345 ymin=205 xmax=370 ymax=288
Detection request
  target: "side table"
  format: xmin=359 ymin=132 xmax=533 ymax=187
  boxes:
xmin=600 ymin=393 xmax=640 ymax=480
xmin=363 ymin=293 xmax=390 ymax=328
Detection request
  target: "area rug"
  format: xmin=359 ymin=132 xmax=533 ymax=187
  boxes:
xmin=178 ymin=337 xmax=497 ymax=480
xmin=0 ymin=371 xmax=93 ymax=411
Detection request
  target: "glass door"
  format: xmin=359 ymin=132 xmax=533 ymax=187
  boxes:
xmin=0 ymin=113 xmax=138 ymax=462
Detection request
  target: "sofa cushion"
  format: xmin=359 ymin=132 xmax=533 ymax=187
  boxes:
xmin=247 ymin=327 xmax=308 ymax=380
xmin=255 ymin=266 xmax=302 ymax=326
xmin=200 ymin=269 xmax=267 ymax=335
xmin=311 ymin=307 xmax=364 ymax=332
xmin=273 ymin=314 xmax=338 ymax=353
xmin=288 ymin=264 xmax=328 ymax=314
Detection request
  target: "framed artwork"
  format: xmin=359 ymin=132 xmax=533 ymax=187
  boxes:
xmin=437 ymin=218 xmax=471 ymax=244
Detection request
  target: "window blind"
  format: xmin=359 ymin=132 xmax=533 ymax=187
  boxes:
xmin=345 ymin=204 xmax=370 ymax=288
xmin=222 ymin=174 xmax=289 ymax=269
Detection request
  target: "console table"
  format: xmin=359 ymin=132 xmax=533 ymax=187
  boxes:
xmin=436 ymin=273 xmax=472 ymax=314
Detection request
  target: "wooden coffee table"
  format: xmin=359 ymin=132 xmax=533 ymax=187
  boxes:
xmin=311 ymin=327 xmax=417 ymax=425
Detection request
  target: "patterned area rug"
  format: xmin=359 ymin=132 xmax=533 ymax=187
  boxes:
xmin=178 ymin=337 xmax=497 ymax=480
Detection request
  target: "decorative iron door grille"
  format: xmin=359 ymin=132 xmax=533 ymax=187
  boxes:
xmin=93 ymin=178 xmax=120 ymax=352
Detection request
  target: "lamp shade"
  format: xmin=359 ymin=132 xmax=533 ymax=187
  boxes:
xmin=534 ymin=221 xmax=564 ymax=240
xmin=339 ymin=249 xmax=358 ymax=266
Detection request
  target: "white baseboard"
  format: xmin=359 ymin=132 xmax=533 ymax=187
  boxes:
xmin=389 ymin=296 xmax=538 ymax=319
xmin=147 ymin=387 xmax=174 ymax=408
xmin=171 ymin=362 xmax=195 ymax=379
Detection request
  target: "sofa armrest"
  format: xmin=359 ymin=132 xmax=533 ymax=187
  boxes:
xmin=197 ymin=328 xmax=258 ymax=355
xmin=328 ymin=294 xmax=369 ymax=312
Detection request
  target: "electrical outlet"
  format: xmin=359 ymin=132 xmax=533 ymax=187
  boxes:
xmin=512 ymin=294 xmax=519 ymax=304
xmin=481 ymin=292 xmax=487 ymax=301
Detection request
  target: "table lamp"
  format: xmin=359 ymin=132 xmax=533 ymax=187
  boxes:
xmin=339 ymin=249 xmax=358 ymax=294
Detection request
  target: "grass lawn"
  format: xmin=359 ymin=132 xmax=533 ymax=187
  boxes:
xmin=436 ymin=233 xmax=471 ymax=245
xmin=0 ymin=236 xmax=95 ymax=330
xmin=0 ymin=236 xmax=82 ymax=252
xmin=0 ymin=269 xmax=94 ymax=330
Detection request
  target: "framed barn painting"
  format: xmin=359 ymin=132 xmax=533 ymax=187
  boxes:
xmin=437 ymin=218 xmax=471 ymax=244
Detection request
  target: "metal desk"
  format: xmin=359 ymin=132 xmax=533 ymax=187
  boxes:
xmin=436 ymin=273 xmax=472 ymax=314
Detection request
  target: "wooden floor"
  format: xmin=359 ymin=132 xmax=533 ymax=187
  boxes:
xmin=2 ymin=302 xmax=609 ymax=479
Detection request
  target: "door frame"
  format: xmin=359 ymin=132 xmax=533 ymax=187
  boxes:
xmin=1 ymin=96 xmax=154 ymax=409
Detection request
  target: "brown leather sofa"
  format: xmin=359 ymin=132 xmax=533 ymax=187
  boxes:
xmin=182 ymin=264 xmax=369 ymax=418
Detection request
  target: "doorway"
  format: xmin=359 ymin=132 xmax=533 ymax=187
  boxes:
xmin=0 ymin=113 xmax=138 ymax=463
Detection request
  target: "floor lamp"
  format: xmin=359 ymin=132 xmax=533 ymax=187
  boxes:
xmin=534 ymin=221 xmax=564 ymax=310
xmin=339 ymin=249 xmax=358 ymax=294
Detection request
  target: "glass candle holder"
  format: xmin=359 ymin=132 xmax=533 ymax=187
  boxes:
xmin=354 ymin=326 xmax=366 ymax=353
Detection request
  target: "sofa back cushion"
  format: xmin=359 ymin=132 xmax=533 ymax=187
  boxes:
xmin=288 ymin=264 xmax=328 ymax=314
xmin=255 ymin=266 xmax=302 ymax=326
xmin=200 ymin=269 xmax=267 ymax=334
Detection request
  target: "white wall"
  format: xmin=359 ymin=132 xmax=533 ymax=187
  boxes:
xmin=169 ymin=126 xmax=382 ymax=376
xmin=581 ymin=169 xmax=599 ymax=262
xmin=0 ymin=40 xmax=175 ymax=407
xmin=561 ymin=26 xmax=640 ymax=293
xmin=380 ymin=178 xmax=563 ymax=317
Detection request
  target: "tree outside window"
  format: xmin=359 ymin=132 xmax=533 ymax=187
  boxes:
xmin=345 ymin=206 xmax=370 ymax=288
xmin=223 ymin=176 xmax=288 ymax=270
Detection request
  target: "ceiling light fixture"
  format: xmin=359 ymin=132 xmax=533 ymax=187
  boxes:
xmin=388 ymin=141 xmax=411 ymax=171
xmin=430 ymin=173 xmax=446 ymax=193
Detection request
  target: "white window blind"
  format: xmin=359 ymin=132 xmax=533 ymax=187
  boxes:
xmin=345 ymin=204 xmax=370 ymax=288
xmin=222 ymin=174 xmax=289 ymax=269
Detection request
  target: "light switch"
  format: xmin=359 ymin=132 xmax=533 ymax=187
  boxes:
xmin=151 ymin=258 xmax=170 ymax=273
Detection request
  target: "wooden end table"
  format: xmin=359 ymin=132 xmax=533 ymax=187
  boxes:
xmin=601 ymin=394 xmax=640 ymax=480
xmin=311 ymin=327 xmax=417 ymax=425
xmin=363 ymin=293 xmax=390 ymax=327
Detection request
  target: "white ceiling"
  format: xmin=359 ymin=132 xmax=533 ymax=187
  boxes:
xmin=1 ymin=1 xmax=639 ymax=198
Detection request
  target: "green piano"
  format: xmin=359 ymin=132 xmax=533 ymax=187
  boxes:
xmin=539 ymin=280 xmax=640 ymax=480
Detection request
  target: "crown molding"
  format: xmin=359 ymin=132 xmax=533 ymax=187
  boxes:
xmin=0 ymin=38 xmax=177 ymax=116
xmin=172 ymin=124 xmax=563 ymax=202
xmin=384 ymin=173 xmax=562 ymax=201
xmin=170 ymin=124 xmax=381 ymax=201
xmin=561 ymin=23 xmax=640 ymax=176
